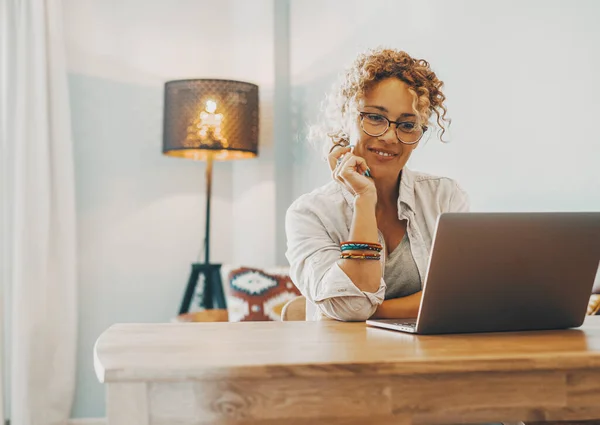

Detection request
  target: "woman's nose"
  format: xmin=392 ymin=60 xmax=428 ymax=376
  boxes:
xmin=378 ymin=126 xmax=399 ymax=144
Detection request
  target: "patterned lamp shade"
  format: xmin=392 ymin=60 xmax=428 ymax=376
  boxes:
xmin=162 ymin=79 xmax=259 ymax=161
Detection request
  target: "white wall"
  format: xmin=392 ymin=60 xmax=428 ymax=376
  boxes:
xmin=62 ymin=0 xmax=600 ymax=419
xmin=63 ymin=0 xmax=275 ymax=418
xmin=290 ymin=0 xmax=600 ymax=213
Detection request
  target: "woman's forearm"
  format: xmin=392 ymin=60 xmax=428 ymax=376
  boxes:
xmin=370 ymin=291 xmax=422 ymax=319
xmin=338 ymin=194 xmax=381 ymax=293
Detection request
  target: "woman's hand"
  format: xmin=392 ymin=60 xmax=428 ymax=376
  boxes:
xmin=328 ymin=145 xmax=376 ymax=199
xmin=371 ymin=291 xmax=422 ymax=319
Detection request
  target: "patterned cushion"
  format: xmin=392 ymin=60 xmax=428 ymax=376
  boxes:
xmin=222 ymin=266 xmax=301 ymax=322
xmin=588 ymin=294 xmax=600 ymax=316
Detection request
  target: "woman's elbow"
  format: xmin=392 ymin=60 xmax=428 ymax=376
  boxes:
xmin=316 ymin=297 xmax=378 ymax=322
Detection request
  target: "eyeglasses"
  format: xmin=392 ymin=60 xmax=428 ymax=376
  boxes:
xmin=359 ymin=112 xmax=428 ymax=145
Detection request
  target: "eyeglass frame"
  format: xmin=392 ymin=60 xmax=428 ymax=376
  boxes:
xmin=358 ymin=111 xmax=428 ymax=145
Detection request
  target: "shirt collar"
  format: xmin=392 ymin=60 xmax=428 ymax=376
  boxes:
xmin=398 ymin=167 xmax=416 ymax=213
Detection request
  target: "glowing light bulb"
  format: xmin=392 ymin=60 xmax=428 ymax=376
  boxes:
xmin=205 ymin=100 xmax=217 ymax=113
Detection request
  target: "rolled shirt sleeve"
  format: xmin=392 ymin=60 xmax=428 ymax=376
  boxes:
xmin=285 ymin=202 xmax=386 ymax=322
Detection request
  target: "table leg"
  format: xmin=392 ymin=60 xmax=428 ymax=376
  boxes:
xmin=106 ymin=382 xmax=149 ymax=425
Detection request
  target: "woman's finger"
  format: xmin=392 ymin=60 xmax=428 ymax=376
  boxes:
xmin=339 ymin=154 xmax=369 ymax=178
xmin=333 ymin=155 xmax=348 ymax=182
xmin=327 ymin=146 xmax=352 ymax=172
xmin=333 ymin=150 xmax=355 ymax=182
xmin=337 ymin=172 xmax=356 ymax=196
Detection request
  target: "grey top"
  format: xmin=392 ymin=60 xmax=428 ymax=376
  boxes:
xmin=384 ymin=233 xmax=422 ymax=300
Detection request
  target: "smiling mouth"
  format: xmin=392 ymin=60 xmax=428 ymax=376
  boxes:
xmin=368 ymin=148 xmax=398 ymax=158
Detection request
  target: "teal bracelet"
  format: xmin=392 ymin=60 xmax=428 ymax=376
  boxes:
xmin=340 ymin=244 xmax=382 ymax=252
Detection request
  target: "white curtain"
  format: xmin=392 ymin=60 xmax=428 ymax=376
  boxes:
xmin=1 ymin=0 xmax=10 ymax=421
xmin=1 ymin=0 xmax=78 ymax=424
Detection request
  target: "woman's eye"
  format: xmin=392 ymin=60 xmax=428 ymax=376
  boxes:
xmin=366 ymin=114 xmax=386 ymax=123
xmin=398 ymin=122 xmax=417 ymax=132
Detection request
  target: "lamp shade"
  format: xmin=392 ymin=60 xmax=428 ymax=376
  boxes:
xmin=162 ymin=79 xmax=259 ymax=161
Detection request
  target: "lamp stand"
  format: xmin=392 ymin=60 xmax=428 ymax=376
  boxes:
xmin=178 ymin=155 xmax=227 ymax=314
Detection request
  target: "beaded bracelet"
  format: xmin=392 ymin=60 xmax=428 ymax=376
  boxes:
xmin=340 ymin=253 xmax=381 ymax=260
xmin=340 ymin=241 xmax=383 ymax=252
xmin=340 ymin=244 xmax=381 ymax=252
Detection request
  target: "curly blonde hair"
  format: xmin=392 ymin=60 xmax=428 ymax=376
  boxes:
xmin=309 ymin=47 xmax=450 ymax=158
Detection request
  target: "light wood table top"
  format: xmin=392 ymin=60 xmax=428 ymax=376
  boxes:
xmin=95 ymin=316 xmax=600 ymax=384
xmin=96 ymin=317 xmax=600 ymax=424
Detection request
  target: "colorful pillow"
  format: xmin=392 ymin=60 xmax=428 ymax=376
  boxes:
xmin=588 ymin=294 xmax=600 ymax=316
xmin=222 ymin=266 xmax=301 ymax=322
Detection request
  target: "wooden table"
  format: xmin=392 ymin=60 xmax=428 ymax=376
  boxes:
xmin=94 ymin=316 xmax=600 ymax=425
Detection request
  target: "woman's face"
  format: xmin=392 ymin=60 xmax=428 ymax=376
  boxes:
xmin=351 ymin=77 xmax=423 ymax=181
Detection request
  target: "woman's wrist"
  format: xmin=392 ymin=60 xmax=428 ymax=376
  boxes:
xmin=371 ymin=292 xmax=422 ymax=319
xmin=354 ymin=192 xmax=377 ymax=208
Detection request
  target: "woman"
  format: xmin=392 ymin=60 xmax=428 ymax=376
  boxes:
xmin=285 ymin=47 xmax=469 ymax=322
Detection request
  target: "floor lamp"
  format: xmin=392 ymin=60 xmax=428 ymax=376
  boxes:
xmin=162 ymin=79 xmax=259 ymax=314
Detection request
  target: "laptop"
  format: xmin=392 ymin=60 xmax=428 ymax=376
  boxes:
xmin=366 ymin=212 xmax=600 ymax=335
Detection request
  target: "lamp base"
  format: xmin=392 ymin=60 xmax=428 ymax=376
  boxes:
xmin=179 ymin=263 xmax=226 ymax=314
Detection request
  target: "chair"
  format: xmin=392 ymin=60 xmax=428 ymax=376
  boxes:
xmin=588 ymin=280 xmax=600 ymax=316
xmin=173 ymin=309 xmax=229 ymax=323
xmin=281 ymin=296 xmax=306 ymax=321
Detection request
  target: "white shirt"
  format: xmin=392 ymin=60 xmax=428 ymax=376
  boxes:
xmin=285 ymin=167 xmax=470 ymax=321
